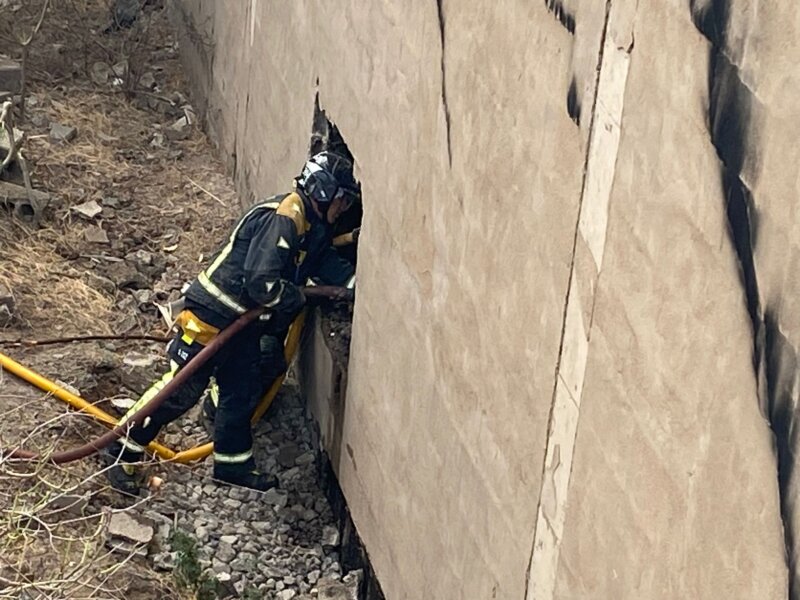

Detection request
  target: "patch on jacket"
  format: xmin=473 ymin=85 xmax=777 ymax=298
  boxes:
xmin=276 ymin=192 xmax=310 ymax=236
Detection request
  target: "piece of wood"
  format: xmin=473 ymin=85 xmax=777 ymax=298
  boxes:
xmin=0 ymin=179 xmax=49 ymax=204
xmin=0 ymin=59 xmax=21 ymax=94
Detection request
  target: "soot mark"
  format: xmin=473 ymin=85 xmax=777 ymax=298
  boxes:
xmin=692 ymin=1 xmax=795 ymax=593
xmin=567 ymin=77 xmax=581 ymax=125
xmin=545 ymin=0 xmax=576 ymax=34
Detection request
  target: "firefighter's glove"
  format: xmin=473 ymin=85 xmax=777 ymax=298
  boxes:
xmin=332 ymin=287 xmax=355 ymax=303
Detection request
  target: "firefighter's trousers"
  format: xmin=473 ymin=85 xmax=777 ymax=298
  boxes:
xmin=115 ymin=318 xmax=277 ymax=468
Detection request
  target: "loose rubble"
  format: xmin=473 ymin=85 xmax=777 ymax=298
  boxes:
xmin=49 ymin=121 xmax=78 ymax=143
xmin=106 ymin=382 xmax=359 ymax=599
xmin=0 ymin=281 xmax=14 ymax=325
xmin=0 ymin=56 xmax=21 ymax=93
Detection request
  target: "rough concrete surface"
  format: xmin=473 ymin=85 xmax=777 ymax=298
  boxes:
xmin=173 ymin=0 xmax=796 ymax=598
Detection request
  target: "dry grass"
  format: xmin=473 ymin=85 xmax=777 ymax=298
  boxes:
xmin=0 ymin=398 xmax=183 ymax=600
xmin=0 ymin=220 xmax=115 ymax=334
xmin=0 ymin=0 xmax=238 ymax=338
xmin=0 ymin=1 xmax=242 ymax=597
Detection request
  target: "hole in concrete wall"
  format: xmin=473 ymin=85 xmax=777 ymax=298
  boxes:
xmin=303 ymin=96 xmax=383 ymax=599
xmin=309 ymin=94 xmax=362 ymax=269
xmin=306 ymin=96 xmax=360 ymax=367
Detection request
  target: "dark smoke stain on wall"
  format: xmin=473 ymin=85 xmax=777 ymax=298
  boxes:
xmin=567 ymin=77 xmax=581 ymax=125
xmin=543 ymin=0 xmax=581 ymax=126
xmin=691 ymin=0 xmax=795 ymax=593
xmin=544 ymin=0 xmax=576 ymax=34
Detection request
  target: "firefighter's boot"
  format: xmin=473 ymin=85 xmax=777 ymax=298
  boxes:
xmin=213 ymin=458 xmax=278 ymax=492
xmin=102 ymin=443 xmax=143 ymax=496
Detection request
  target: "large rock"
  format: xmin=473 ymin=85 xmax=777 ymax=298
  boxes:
xmin=105 ymin=511 xmax=154 ymax=557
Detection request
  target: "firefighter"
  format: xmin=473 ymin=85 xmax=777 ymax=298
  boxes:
xmin=104 ymin=151 xmax=358 ymax=494
xmin=202 ymin=178 xmax=361 ymax=421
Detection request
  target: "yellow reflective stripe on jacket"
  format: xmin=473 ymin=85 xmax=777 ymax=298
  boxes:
xmin=198 ymin=272 xmax=247 ymax=314
xmin=276 ymin=193 xmax=311 ymax=236
xmin=213 ymin=450 xmax=253 ymax=464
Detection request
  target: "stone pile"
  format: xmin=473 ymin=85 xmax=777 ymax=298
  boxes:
xmin=111 ymin=381 xmax=360 ymax=599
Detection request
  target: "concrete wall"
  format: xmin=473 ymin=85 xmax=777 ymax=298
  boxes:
xmin=173 ymin=1 xmax=797 ymax=598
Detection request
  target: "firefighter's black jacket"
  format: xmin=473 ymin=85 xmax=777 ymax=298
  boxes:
xmin=184 ymin=191 xmax=354 ymax=330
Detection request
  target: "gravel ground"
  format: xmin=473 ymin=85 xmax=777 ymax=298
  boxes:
xmin=103 ymin=379 xmax=360 ymax=600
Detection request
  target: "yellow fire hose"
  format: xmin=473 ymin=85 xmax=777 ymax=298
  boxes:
xmin=0 ymin=311 xmax=306 ymax=464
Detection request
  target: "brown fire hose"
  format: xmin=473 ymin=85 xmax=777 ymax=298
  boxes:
xmin=4 ymin=285 xmax=352 ymax=464
xmin=6 ymin=308 xmax=263 ymax=463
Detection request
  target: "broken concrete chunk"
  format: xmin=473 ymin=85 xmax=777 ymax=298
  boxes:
xmin=263 ymin=488 xmax=289 ymax=508
xmin=321 ymin=525 xmax=340 ymax=550
xmin=138 ymin=71 xmax=156 ymax=90
xmin=106 ymin=260 xmax=148 ymax=289
xmin=131 ymin=288 xmax=152 ymax=305
xmin=151 ymin=551 xmax=175 ymax=571
xmin=49 ymin=122 xmax=77 ymax=143
xmin=171 ymin=115 xmax=189 ymax=130
xmin=72 ymin=199 xmax=103 ymax=219
xmin=107 ymin=538 xmax=148 ymax=558
xmin=126 ymin=248 xmax=153 ymax=269
xmin=84 ymin=225 xmax=109 ymax=244
xmin=150 ymin=132 xmax=165 ymax=147
xmin=144 ymin=510 xmax=173 ymax=551
xmin=182 ymin=104 xmax=196 ymax=124
xmin=0 ymin=58 xmax=21 ymax=93
xmin=30 ymin=113 xmax=48 ymax=128
xmin=317 ymin=576 xmax=359 ymax=600
xmin=110 ymin=397 xmax=136 ymax=410
xmin=91 ymin=61 xmax=112 ymax=85
xmin=107 ymin=510 xmax=154 ymax=546
xmin=166 ymin=112 xmax=193 ymax=141
xmin=0 ymin=283 xmax=14 ymax=326
xmin=112 ymin=60 xmax=128 ymax=79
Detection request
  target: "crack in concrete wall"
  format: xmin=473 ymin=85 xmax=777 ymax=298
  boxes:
xmin=525 ymin=1 xmax=637 ymax=597
xmin=436 ymin=0 xmax=452 ymax=167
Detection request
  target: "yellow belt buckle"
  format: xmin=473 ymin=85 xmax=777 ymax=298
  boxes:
xmin=179 ymin=314 xmax=203 ymax=346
